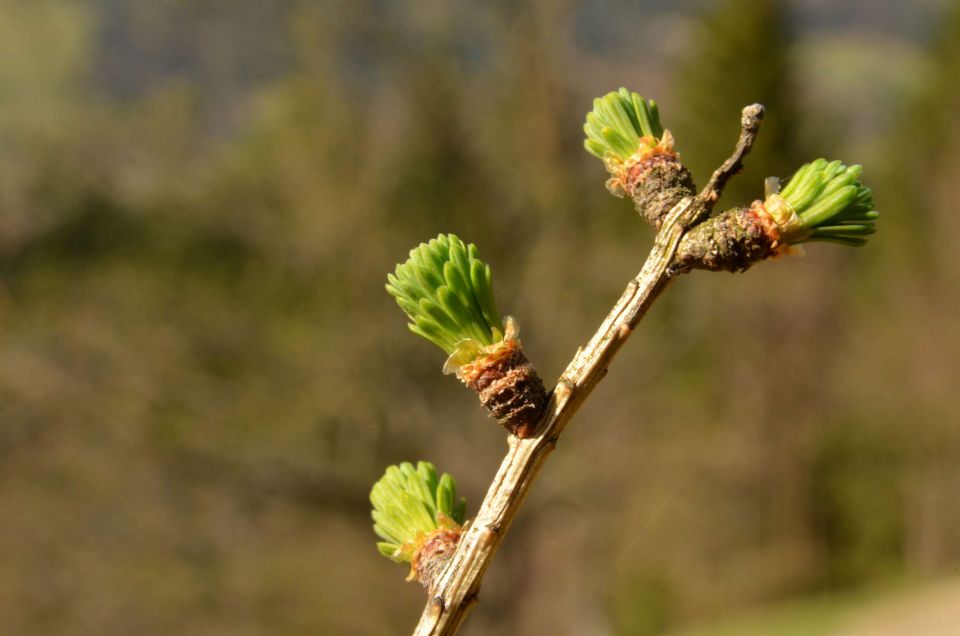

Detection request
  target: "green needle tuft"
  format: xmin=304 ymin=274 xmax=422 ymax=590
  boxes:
xmin=387 ymin=234 xmax=504 ymax=355
xmin=776 ymin=158 xmax=878 ymax=245
xmin=370 ymin=461 xmax=467 ymax=563
xmin=583 ymin=87 xmax=665 ymax=163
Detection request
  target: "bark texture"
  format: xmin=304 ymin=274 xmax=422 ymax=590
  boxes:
xmin=671 ymin=203 xmax=781 ymax=273
xmin=625 ymin=154 xmax=696 ymax=227
xmin=412 ymin=529 xmax=463 ymax=595
xmin=457 ymin=338 xmax=547 ymax=438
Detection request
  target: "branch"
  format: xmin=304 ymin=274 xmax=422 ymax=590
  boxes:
xmin=695 ymin=103 xmax=765 ymax=218
xmin=410 ymin=105 xmax=764 ymax=636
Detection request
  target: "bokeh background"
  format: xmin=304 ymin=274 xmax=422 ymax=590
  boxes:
xmin=2 ymin=0 xmax=959 ymax=634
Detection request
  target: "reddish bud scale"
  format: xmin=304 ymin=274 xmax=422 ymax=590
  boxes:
xmin=410 ymin=527 xmax=462 ymax=594
xmin=670 ymin=201 xmax=787 ymax=274
xmin=457 ymin=338 xmax=547 ymax=438
xmin=621 ymin=153 xmax=696 ymax=228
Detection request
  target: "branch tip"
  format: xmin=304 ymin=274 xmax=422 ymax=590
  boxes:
xmin=741 ymin=103 xmax=765 ymax=130
xmin=696 ymin=103 xmax=766 ymax=216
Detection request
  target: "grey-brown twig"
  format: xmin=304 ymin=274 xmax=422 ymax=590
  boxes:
xmin=696 ymin=104 xmax=765 ymax=216
xmin=411 ymin=104 xmax=765 ymax=636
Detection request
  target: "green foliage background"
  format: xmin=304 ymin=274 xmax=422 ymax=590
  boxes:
xmin=1 ymin=1 xmax=959 ymax=635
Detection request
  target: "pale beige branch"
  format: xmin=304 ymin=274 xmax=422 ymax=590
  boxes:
xmin=412 ymin=104 xmax=765 ymax=636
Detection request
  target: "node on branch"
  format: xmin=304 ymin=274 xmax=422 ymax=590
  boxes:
xmin=370 ymin=461 xmax=467 ymax=594
xmin=584 ymin=87 xmax=696 ymax=227
xmin=386 ymin=234 xmax=548 ymax=437
xmin=671 ymin=158 xmax=878 ymax=273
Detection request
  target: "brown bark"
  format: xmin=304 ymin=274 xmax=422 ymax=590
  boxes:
xmin=457 ymin=338 xmax=547 ymax=438
xmin=671 ymin=202 xmax=783 ymax=273
xmin=411 ymin=529 xmax=463 ymax=595
xmin=624 ymin=154 xmax=696 ymax=227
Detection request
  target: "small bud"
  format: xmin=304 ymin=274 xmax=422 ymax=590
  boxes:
xmin=387 ymin=235 xmax=548 ymax=437
xmin=584 ymin=88 xmax=695 ymax=227
xmin=370 ymin=461 xmax=467 ymax=593
xmin=775 ymin=158 xmax=878 ymax=247
xmin=671 ymin=158 xmax=878 ymax=274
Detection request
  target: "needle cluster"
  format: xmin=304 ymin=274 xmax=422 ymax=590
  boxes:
xmin=371 ymin=461 xmax=466 ymax=564
xmin=387 ymin=234 xmax=503 ymax=357
xmin=583 ymin=87 xmax=664 ymax=163
xmin=776 ymin=158 xmax=878 ymax=246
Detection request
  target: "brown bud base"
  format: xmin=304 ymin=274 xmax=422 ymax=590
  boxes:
xmin=621 ymin=154 xmax=696 ymax=228
xmin=670 ymin=200 xmax=790 ymax=274
xmin=605 ymin=133 xmax=696 ymax=228
xmin=456 ymin=338 xmax=548 ymax=438
xmin=409 ymin=527 xmax=463 ymax=595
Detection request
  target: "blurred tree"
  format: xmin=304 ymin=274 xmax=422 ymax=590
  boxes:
xmin=0 ymin=0 xmax=94 ymax=248
xmin=672 ymin=0 xmax=805 ymax=209
xmin=386 ymin=60 xmax=493 ymax=242
xmin=800 ymin=1 xmax=960 ymax=590
xmin=857 ymin=0 xmax=960 ymax=576
xmin=880 ymin=0 xmax=960 ymax=272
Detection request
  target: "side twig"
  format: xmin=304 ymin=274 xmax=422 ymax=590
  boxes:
xmin=412 ymin=105 xmax=765 ymax=636
xmin=696 ymin=104 xmax=766 ymax=215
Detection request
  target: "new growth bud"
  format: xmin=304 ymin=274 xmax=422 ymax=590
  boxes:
xmin=775 ymin=158 xmax=878 ymax=246
xmin=584 ymin=88 xmax=695 ymax=227
xmin=671 ymin=158 xmax=878 ymax=274
xmin=370 ymin=461 xmax=466 ymax=593
xmin=387 ymin=234 xmax=548 ymax=437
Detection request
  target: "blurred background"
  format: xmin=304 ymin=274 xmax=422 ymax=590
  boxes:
xmin=1 ymin=0 xmax=958 ymax=634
